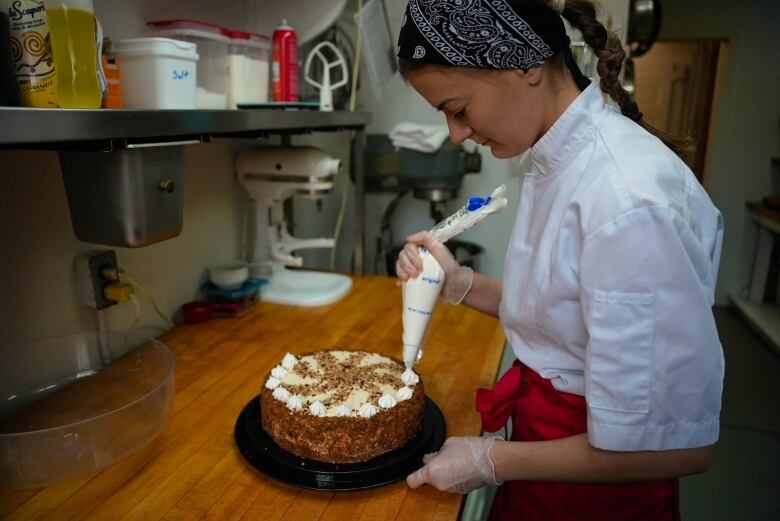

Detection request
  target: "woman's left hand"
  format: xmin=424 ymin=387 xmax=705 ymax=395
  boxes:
xmin=407 ymin=436 xmax=503 ymax=494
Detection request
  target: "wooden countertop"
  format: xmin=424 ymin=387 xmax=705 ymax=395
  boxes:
xmin=2 ymin=276 xmax=505 ymax=521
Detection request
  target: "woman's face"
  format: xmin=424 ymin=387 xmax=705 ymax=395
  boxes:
xmin=407 ymin=66 xmax=548 ymax=159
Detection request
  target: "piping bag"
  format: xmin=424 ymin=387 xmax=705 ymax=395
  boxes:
xmin=402 ymin=184 xmax=508 ymax=370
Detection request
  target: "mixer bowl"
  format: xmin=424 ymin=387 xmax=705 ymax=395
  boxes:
xmin=0 ymin=332 xmax=175 ymax=489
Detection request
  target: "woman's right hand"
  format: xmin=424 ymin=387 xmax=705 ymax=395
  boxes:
xmin=395 ymin=231 xmax=474 ymax=304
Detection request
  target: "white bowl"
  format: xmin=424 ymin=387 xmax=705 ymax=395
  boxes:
xmin=208 ymin=263 xmax=249 ymax=290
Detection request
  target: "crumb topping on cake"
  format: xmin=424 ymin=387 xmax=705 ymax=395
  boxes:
xmin=265 ymin=351 xmax=419 ymax=418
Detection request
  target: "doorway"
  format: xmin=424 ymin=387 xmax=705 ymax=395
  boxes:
xmin=632 ymin=40 xmax=728 ymax=183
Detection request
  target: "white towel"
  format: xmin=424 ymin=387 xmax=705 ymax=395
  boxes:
xmin=389 ymin=122 xmax=450 ymax=153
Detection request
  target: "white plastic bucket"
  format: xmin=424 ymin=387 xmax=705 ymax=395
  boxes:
xmin=111 ymin=37 xmax=199 ymax=109
xmin=146 ymin=20 xmax=231 ymax=109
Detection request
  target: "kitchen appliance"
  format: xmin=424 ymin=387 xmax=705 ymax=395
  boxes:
xmin=235 ymin=145 xmax=352 ymax=306
xmin=303 ymin=41 xmax=348 ymax=111
xmin=365 ymin=134 xmax=482 ymax=202
xmin=364 ymin=134 xmax=484 ymax=275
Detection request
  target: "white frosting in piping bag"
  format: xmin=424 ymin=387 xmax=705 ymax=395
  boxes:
xmin=402 ymin=249 xmax=444 ymax=369
xmin=402 ymin=368 xmax=420 ymax=386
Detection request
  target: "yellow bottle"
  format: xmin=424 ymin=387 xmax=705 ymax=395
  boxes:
xmin=5 ymin=0 xmax=59 ymax=107
xmin=46 ymin=0 xmax=100 ymax=108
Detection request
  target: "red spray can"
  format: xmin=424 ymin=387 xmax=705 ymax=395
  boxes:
xmin=271 ymin=19 xmax=298 ymax=102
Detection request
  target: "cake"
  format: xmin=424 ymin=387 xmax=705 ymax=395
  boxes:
xmin=260 ymin=350 xmax=425 ymax=464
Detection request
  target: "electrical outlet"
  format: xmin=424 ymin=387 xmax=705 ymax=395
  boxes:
xmin=74 ymin=250 xmax=119 ymax=309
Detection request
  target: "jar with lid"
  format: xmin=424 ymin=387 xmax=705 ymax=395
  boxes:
xmin=227 ymin=30 xmax=270 ymax=108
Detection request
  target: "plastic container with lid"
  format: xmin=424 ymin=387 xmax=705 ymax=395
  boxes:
xmin=227 ymin=30 xmax=270 ymax=108
xmin=111 ymin=37 xmax=198 ymax=109
xmin=46 ymin=0 xmax=102 ymax=108
xmin=146 ymin=19 xmax=230 ymax=109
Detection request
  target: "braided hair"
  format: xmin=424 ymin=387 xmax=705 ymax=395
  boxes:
xmin=398 ymin=0 xmax=693 ymax=162
xmin=556 ymin=0 xmax=692 ymax=161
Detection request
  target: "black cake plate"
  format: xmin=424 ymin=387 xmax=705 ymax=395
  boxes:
xmin=234 ymin=395 xmax=447 ymax=491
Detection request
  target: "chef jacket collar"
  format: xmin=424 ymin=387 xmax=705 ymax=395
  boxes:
xmin=529 ymin=82 xmax=606 ymax=176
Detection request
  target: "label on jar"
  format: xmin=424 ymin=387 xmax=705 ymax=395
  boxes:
xmin=5 ymin=0 xmax=57 ymax=107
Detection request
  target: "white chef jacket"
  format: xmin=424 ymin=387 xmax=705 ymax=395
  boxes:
xmin=499 ymin=82 xmax=725 ymax=452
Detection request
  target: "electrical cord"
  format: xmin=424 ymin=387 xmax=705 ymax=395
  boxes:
xmin=103 ymin=267 xmax=174 ymax=329
xmin=330 ymin=171 xmax=350 ymax=271
xmin=329 ymin=0 xmax=364 ymax=270
xmin=379 ymin=191 xmax=407 ymax=275
xmin=120 ymin=270 xmax=173 ymax=328
xmin=128 ymin=292 xmax=142 ymax=333
xmin=349 ymin=0 xmax=363 ymax=112
xmin=100 ymin=279 xmax=142 ymax=352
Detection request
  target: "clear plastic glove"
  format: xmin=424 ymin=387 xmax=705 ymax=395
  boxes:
xmin=407 ymin=436 xmax=503 ymax=494
xmin=395 ymin=231 xmax=474 ymax=304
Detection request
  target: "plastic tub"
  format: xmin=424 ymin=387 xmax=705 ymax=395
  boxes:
xmin=111 ymin=37 xmax=198 ymax=109
xmin=146 ymin=19 xmax=231 ymax=108
xmin=227 ymin=30 xmax=270 ymax=107
xmin=0 ymin=332 xmax=175 ymax=489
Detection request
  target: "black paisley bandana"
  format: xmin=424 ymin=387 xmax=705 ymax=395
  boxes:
xmin=397 ymin=0 xmax=590 ymax=90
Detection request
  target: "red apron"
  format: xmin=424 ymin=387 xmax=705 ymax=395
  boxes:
xmin=476 ymin=361 xmax=680 ymax=521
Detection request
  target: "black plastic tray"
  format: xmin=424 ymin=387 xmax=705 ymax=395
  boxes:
xmin=234 ymin=395 xmax=446 ymax=491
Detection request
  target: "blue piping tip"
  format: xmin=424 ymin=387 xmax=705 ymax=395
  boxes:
xmin=467 ymin=195 xmax=492 ymax=211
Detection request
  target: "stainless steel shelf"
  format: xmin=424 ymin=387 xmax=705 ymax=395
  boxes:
xmin=0 ymin=107 xmax=372 ymax=150
xmin=0 ymin=106 xmax=371 ymax=274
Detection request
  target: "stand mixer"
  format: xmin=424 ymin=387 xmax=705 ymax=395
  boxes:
xmin=236 ymin=145 xmax=352 ymax=306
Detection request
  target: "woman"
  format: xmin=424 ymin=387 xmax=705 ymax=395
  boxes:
xmin=394 ymin=1 xmax=725 ymax=519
